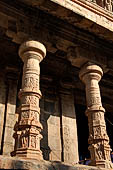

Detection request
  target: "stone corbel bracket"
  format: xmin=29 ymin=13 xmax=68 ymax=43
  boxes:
xmin=6 ymin=18 xmax=31 ymax=44
xmin=67 ymin=45 xmax=109 ymax=72
xmin=4 ymin=14 xmax=74 ymax=54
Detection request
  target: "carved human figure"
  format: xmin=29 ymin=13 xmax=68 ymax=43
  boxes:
xmin=104 ymin=0 xmax=112 ymax=10
xmin=79 ymin=62 xmax=113 ymax=168
xmin=13 ymin=40 xmax=46 ymax=160
xmin=96 ymin=0 xmax=104 ymax=7
xmin=94 ymin=0 xmax=112 ymax=11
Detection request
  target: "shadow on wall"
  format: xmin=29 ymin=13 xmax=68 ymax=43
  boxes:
xmin=40 ymin=89 xmax=78 ymax=162
xmin=0 ymin=71 xmax=18 ymax=155
xmin=40 ymin=112 xmax=51 ymax=160
xmin=75 ymin=104 xmax=90 ymax=162
xmin=40 ymin=94 xmax=57 ymax=161
xmin=0 ymin=74 xmax=6 ymax=155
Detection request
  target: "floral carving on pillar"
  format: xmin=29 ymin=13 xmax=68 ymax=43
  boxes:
xmin=13 ymin=40 xmax=46 ymax=160
xmin=79 ymin=62 xmax=113 ymax=168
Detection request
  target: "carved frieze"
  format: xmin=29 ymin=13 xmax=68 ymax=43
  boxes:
xmin=24 ymin=96 xmax=39 ymax=106
xmin=23 ymin=77 xmax=39 ymax=91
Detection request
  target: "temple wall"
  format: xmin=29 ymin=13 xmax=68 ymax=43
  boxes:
xmin=3 ymin=78 xmax=18 ymax=155
xmin=40 ymin=92 xmax=62 ymax=161
xmin=60 ymin=93 xmax=79 ymax=163
xmin=40 ymin=88 xmax=79 ymax=163
xmin=0 ymin=71 xmax=18 ymax=156
xmin=0 ymin=68 xmax=79 ymax=163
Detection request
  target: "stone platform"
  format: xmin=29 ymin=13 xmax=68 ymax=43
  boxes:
xmin=0 ymin=156 xmax=111 ymax=170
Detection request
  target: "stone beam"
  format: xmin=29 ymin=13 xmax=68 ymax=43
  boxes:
xmin=42 ymin=0 xmax=113 ymax=32
xmin=18 ymin=0 xmax=113 ymax=41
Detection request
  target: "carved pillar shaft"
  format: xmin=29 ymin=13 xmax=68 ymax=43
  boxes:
xmin=79 ymin=62 xmax=113 ymax=168
xmin=14 ymin=40 xmax=46 ymax=160
xmin=85 ymin=79 xmax=102 ymax=107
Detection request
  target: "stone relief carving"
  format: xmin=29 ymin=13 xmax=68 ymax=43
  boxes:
xmin=19 ymin=129 xmax=29 ymax=148
xmin=13 ymin=40 xmax=46 ymax=160
xmin=89 ymin=96 xmax=101 ymax=106
xmin=31 ymin=136 xmax=36 ymax=148
xmin=92 ymin=0 xmax=113 ymax=11
xmin=24 ymin=96 xmax=38 ymax=106
xmin=93 ymin=143 xmax=104 ymax=160
xmin=64 ymin=139 xmax=70 ymax=152
xmin=21 ymin=110 xmax=39 ymax=120
xmin=30 ymin=126 xmax=40 ymax=134
xmin=24 ymin=77 xmax=39 ymax=90
xmin=79 ymin=63 xmax=113 ymax=168
xmin=21 ymin=111 xmax=29 ymax=119
xmin=30 ymin=111 xmax=38 ymax=120
xmin=64 ymin=126 xmax=70 ymax=136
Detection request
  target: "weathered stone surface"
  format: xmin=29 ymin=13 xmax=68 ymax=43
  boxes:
xmin=0 ymin=155 xmax=110 ymax=170
xmin=13 ymin=40 xmax=46 ymax=160
xmin=40 ymin=96 xmax=62 ymax=161
xmin=2 ymin=142 xmax=14 ymax=156
xmin=0 ymin=74 xmax=6 ymax=153
xmin=48 ymin=0 xmax=113 ymax=33
xmin=60 ymin=93 xmax=79 ymax=164
xmin=79 ymin=62 xmax=113 ymax=169
xmin=3 ymin=71 xmax=18 ymax=156
xmin=0 ymin=1 xmax=113 ymax=170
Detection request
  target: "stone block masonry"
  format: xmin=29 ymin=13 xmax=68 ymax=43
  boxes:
xmin=0 ymin=155 xmax=109 ymax=170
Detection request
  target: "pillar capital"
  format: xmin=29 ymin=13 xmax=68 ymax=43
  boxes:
xmin=19 ymin=40 xmax=46 ymax=62
xmin=79 ymin=62 xmax=103 ymax=83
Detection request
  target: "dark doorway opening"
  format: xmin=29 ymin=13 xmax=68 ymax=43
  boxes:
xmin=75 ymin=104 xmax=90 ymax=164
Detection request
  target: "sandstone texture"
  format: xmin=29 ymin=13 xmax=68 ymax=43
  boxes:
xmin=0 ymin=156 xmax=109 ymax=170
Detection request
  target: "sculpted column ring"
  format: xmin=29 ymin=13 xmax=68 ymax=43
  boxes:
xmin=14 ymin=40 xmax=46 ymax=159
xmin=79 ymin=62 xmax=113 ymax=168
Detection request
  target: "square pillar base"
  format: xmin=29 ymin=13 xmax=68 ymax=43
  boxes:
xmin=89 ymin=160 xmax=113 ymax=169
xmin=14 ymin=148 xmax=43 ymax=160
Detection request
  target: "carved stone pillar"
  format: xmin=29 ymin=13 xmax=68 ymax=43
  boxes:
xmin=14 ymin=40 xmax=46 ymax=160
xmin=79 ymin=62 xmax=113 ymax=168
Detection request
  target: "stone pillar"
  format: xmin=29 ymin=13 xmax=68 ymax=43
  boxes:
xmin=79 ymin=62 xmax=113 ymax=168
xmin=60 ymin=92 xmax=79 ymax=164
xmin=14 ymin=40 xmax=46 ymax=160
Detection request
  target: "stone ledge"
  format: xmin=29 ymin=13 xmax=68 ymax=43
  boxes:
xmin=51 ymin=0 xmax=113 ymax=32
xmin=0 ymin=156 xmax=111 ymax=170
